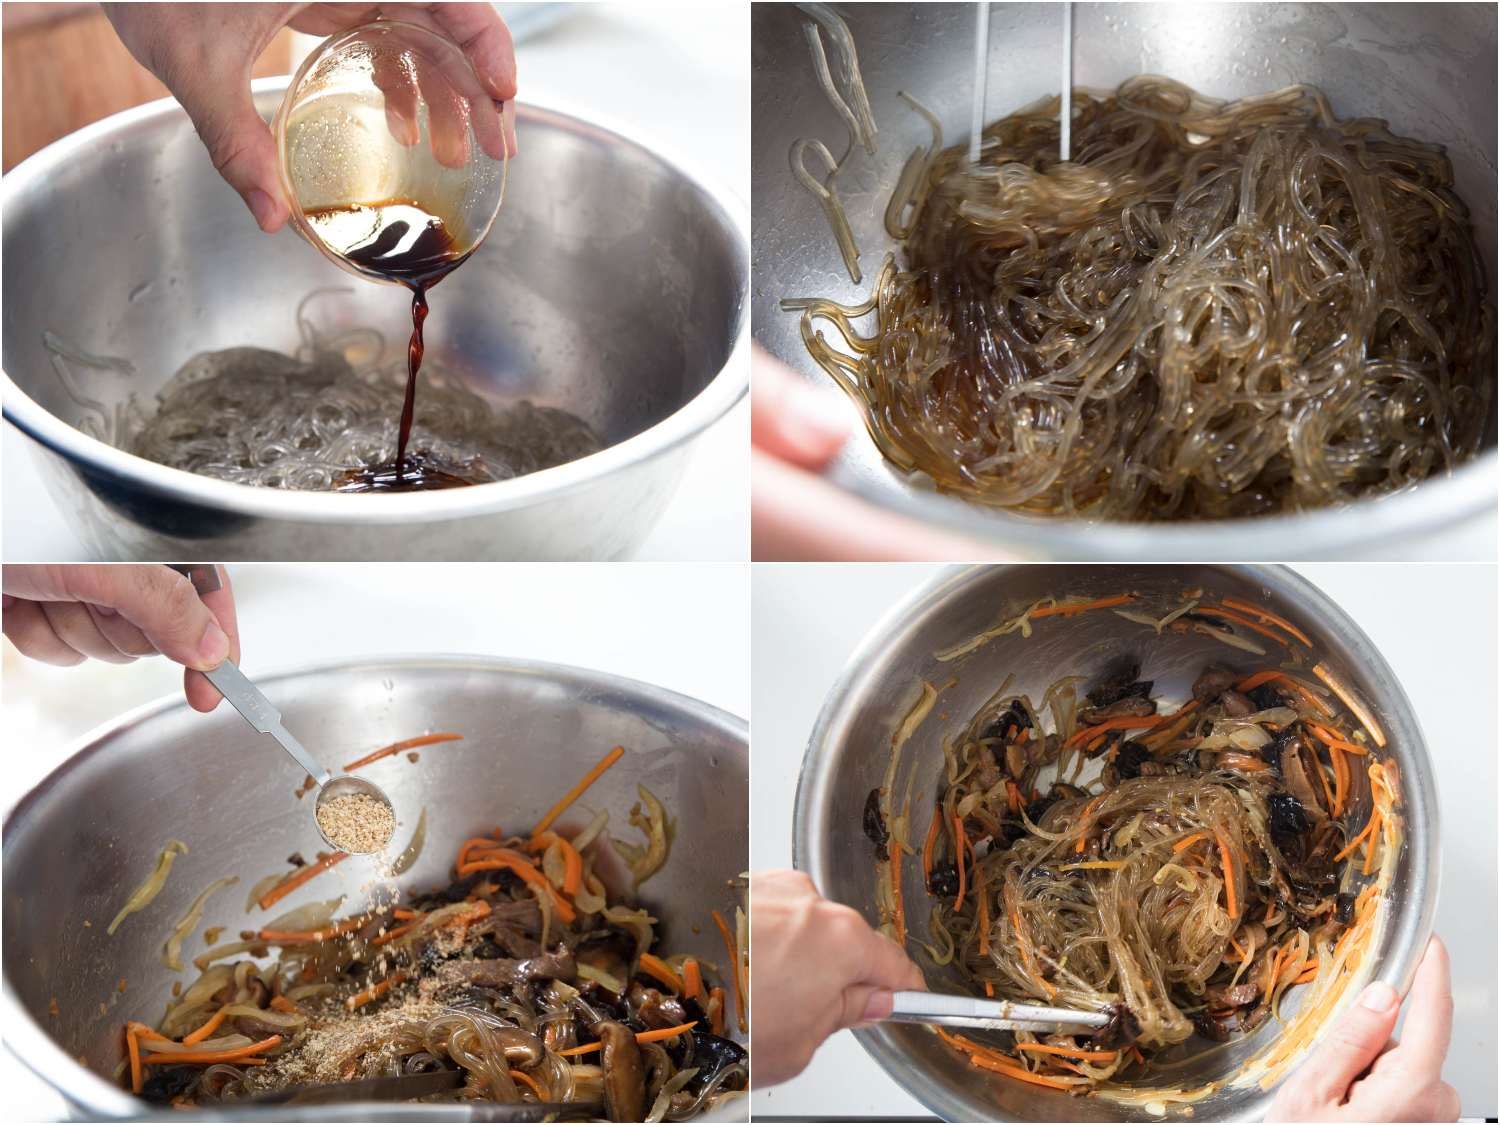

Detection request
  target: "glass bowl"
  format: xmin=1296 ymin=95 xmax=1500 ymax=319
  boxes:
xmin=272 ymin=19 xmax=509 ymax=285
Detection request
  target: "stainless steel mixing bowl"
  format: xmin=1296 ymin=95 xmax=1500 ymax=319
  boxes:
xmin=794 ymin=565 xmax=1437 ymax=1121
xmin=753 ymin=3 xmax=1498 ymax=560
xmin=2 ymin=80 xmax=748 ymax=560
xmin=2 ymin=656 xmax=748 ymax=1120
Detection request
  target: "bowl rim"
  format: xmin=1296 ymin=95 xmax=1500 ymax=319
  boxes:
xmin=793 ymin=563 xmax=1440 ymax=1122
xmin=818 ymin=449 xmax=1499 ymax=562
xmin=0 ymin=77 xmax=749 ymax=524
xmin=1 ymin=653 xmax=748 ymax=1119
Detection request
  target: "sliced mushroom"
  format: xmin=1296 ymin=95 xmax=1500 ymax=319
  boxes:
xmin=1192 ymin=666 xmax=1238 ymax=702
xmin=1086 ymin=658 xmax=1152 ymax=708
xmin=1079 ymin=696 xmax=1158 ymax=726
xmin=598 ymin=1020 xmax=647 ymax=1122
xmin=1219 ymin=690 xmax=1255 ymax=718
xmin=1278 ymin=739 xmax=1328 ymax=820
xmin=435 ymin=945 xmax=576 ymax=989
xmin=626 ymin=981 xmax=691 ymax=1029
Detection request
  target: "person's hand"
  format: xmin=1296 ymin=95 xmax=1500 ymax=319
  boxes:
xmin=2 ymin=564 xmax=240 ymax=713
xmin=101 ymin=2 xmax=518 ymax=232
xmin=752 ymin=347 xmax=1009 ymax=560
xmin=1268 ymin=935 xmax=1458 ymax=1122
xmin=750 ymin=870 xmax=926 ymax=1086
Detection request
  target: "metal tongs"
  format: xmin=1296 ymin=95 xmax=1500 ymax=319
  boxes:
xmin=885 ymin=990 xmax=1111 ymax=1035
xmin=167 ymin=564 xmax=394 ymax=855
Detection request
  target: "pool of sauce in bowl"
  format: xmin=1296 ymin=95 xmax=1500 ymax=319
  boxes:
xmin=304 ymin=200 xmax=478 ymax=493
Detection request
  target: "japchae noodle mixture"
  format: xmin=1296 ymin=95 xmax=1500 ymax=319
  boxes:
xmin=88 ymin=292 xmax=602 ymax=491
xmin=118 ymin=744 xmax=747 ymax=1120
xmin=787 ymin=71 xmax=1494 ymax=519
xmin=868 ymin=592 xmax=1400 ymax=1101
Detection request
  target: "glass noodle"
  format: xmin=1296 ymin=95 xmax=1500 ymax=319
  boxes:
xmin=787 ymin=76 xmax=1494 ymax=519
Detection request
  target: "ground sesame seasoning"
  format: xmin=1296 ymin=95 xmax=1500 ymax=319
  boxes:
xmin=316 ymin=793 xmax=396 ymax=853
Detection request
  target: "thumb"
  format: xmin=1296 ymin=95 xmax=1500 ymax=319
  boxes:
xmin=837 ymin=984 xmax=894 ymax=1031
xmin=175 ymin=75 xmax=289 ymax=233
xmin=62 ymin=566 xmax=230 ymax=672
xmin=1300 ymin=979 xmax=1402 ymax=1101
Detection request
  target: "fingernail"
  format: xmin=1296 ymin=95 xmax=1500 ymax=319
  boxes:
xmin=247 ymin=189 xmax=280 ymax=231
xmin=1359 ymin=981 xmax=1398 ymax=1012
xmin=860 ymin=989 xmax=894 ymax=1023
xmin=197 ymin=621 xmax=229 ymax=668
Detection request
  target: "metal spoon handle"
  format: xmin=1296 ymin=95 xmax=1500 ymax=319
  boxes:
xmin=201 ymin=659 xmax=332 ymax=789
xmin=888 ymin=990 xmax=1110 ymax=1032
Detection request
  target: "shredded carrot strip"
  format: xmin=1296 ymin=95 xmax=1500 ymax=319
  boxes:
xmin=371 ymin=919 xmax=421 ymax=947
xmin=392 ymin=908 xmax=419 ymax=920
xmin=1029 ymin=593 xmax=1135 ymax=619
xmin=347 ymin=972 xmax=407 ymax=1011
xmin=257 ymin=852 xmax=349 ymax=911
xmin=890 ymin=843 xmax=906 ymax=946
xmin=1363 ymin=811 xmax=1383 ymax=876
xmin=1218 ymin=752 xmax=1269 ymax=773
xmin=510 ymin=1068 xmax=546 ymax=1099
xmin=269 ymin=995 xmax=299 ymax=1014
xmin=1172 ymin=831 xmax=1209 ymax=853
xmin=343 ymin=732 xmax=463 ymax=772
xmin=953 ymin=813 xmax=969 ymax=909
xmin=1230 ymin=937 xmax=1248 ymax=961
xmin=181 ymin=1007 xmax=231 ymax=1046
xmin=1235 ymin=670 xmax=1284 ymax=692
xmin=1264 ymin=945 xmax=1284 ymax=1004
xmin=977 ymin=884 xmax=989 ymax=958
xmin=1065 ymin=715 xmax=1161 ymax=749
xmin=1195 ymin=605 xmax=1291 ymax=647
xmin=257 ymin=915 xmax=365 ymax=944
xmin=921 ymin=805 xmax=942 ymax=886
xmin=711 ymin=909 xmax=746 ymax=1033
xmin=531 ymin=745 xmax=625 ymax=841
xmin=1219 ymin=598 xmax=1314 ymax=646
xmin=457 ymin=849 xmax=576 ymax=923
xmin=531 ymin=831 xmax=585 ymax=896
xmin=140 ymin=1034 xmax=283 ymax=1066
xmin=984 ymin=980 xmax=995 ymax=997
xmin=1308 ymin=722 xmax=1369 ymax=756
xmin=1214 ymin=827 xmax=1238 ymax=918
xmin=1074 ymin=796 xmax=1105 ymax=854
xmin=682 ymin=958 xmax=703 ymax=1003
xmin=125 ymin=1023 xmax=145 ymax=1094
xmin=558 ymin=1020 xmax=699 ymax=1057
xmin=1005 ymin=780 xmax=1022 ymax=814
xmin=457 ymin=836 xmax=507 ymax=867
xmin=638 ymin=952 xmax=684 ymax=994
xmin=1016 ymin=1042 xmax=1119 ymax=1063
xmin=967 ymin=1052 xmax=1084 ymax=1090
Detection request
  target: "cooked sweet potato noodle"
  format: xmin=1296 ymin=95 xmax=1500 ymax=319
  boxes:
xmin=789 ymin=76 xmax=1494 ymax=519
xmin=871 ymin=591 xmax=1402 ymax=1101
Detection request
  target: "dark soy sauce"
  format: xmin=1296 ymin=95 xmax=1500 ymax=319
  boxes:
xmin=306 ymin=200 xmax=474 ymax=492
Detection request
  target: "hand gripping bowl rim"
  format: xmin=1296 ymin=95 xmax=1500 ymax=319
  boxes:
xmin=792 ymin=563 xmax=1439 ymax=1122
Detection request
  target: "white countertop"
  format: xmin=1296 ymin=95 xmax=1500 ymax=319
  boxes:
xmin=1 ymin=2 xmax=750 ymax=562
xmin=1 ymin=559 xmax=749 ymax=1118
xmin=751 ymin=563 xmax=1497 ymax=1120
